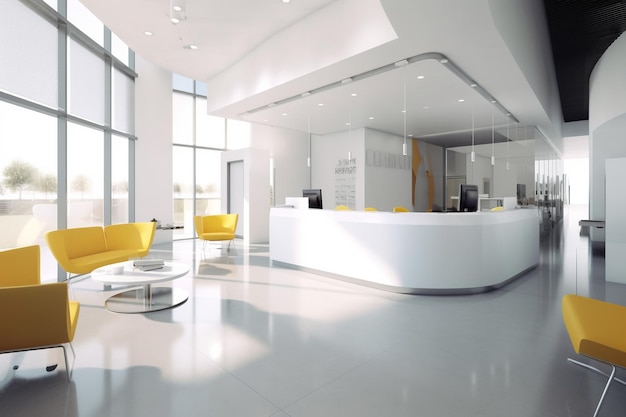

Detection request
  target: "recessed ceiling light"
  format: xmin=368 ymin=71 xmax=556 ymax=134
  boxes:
xmin=470 ymin=83 xmax=477 ymax=88
xmin=282 ymin=113 xmax=288 ymax=116
xmin=417 ymin=75 xmax=425 ymax=79
xmin=170 ymin=17 xmax=180 ymax=24
xmin=401 ymin=110 xmax=406 ymax=113
xmin=423 ymin=106 xmax=430 ymax=109
xmin=183 ymin=44 xmax=198 ymax=50
xmin=282 ymin=0 xmax=291 ymax=3
xmin=369 ymin=116 xmax=374 ymax=120
xmin=351 ymin=93 xmax=357 ymax=97
xmin=318 ymin=103 xmax=324 ymax=107
xmin=345 ymin=122 xmax=351 ymax=126
xmin=458 ymin=99 xmax=465 ymax=102
xmin=144 ymin=31 xmax=153 ymax=36
xmin=172 ymin=5 xmax=183 ymax=11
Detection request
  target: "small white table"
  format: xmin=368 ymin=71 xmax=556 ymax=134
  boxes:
xmin=92 ymin=261 xmax=190 ymax=313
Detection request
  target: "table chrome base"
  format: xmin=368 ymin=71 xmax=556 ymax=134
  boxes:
xmin=105 ymin=287 xmax=188 ymax=314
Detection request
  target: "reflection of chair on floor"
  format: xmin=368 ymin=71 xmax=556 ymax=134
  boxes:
xmin=562 ymin=294 xmax=626 ymax=417
xmin=194 ymin=214 xmax=238 ymax=252
xmin=364 ymin=207 xmax=377 ymax=212
xmin=335 ymin=205 xmax=350 ymax=210
xmin=393 ymin=206 xmax=409 ymax=212
xmin=0 ymin=245 xmax=80 ymax=382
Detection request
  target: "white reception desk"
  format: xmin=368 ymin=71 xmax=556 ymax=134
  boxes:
xmin=270 ymin=207 xmax=539 ymax=295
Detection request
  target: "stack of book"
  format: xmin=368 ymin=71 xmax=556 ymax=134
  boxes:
xmin=133 ymin=259 xmax=165 ymax=271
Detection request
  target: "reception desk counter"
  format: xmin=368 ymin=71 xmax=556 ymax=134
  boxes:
xmin=269 ymin=207 xmax=539 ymax=294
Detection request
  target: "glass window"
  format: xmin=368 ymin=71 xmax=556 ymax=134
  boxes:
xmin=43 ymin=0 xmax=57 ymax=10
xmin=111 ymin=135 xmax=129 ymax=224
xmin=111 ymin=33 xmax=129 ymax=66
xmin=196 ymin=98 xmax=226 ymax=148
xmin=67 ymin=0 xmax=104 ymax=46
xmin=112 ymin=68 xmax=134 ymax=134
xmin=196 ymin=149 xmax=222 ymax=216
xmin=67 ymin=123 xmax=104 ymax=227
xmin=69 ymin=37 xmax=105 ymax=124
xmin=226 ymin=119 xmax=251 ymax=150
xmin=0 ymin=0 xmax=58 ymax=108
xmin=173 ymin=74 xmax=194 ymax=93
xmin=173 ymin=146 xmax=194 ymax=238
xmin=0 ymin=102 xmax=57 ymax=250
xmin=173 ymin=92 xmax=194 ymax=145
xmin=195 ymin=81 xmax=208 ymax=97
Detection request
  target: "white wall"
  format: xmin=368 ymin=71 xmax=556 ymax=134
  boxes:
xmin=135 ymin=55 xmax=173 ymax=243
xmin=311 ymin=128 xmax=365 ymax=210
xmin=589 ymin=32 xmax=626 ymax=244
xmin=248 ymin=124 xmax=309 ymax=206
xmin=221 ymin=148 xmax=271 ymax=244
xmin=364 ymin=129 xmax=412 ymax=211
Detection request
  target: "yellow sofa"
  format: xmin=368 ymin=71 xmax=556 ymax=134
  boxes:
xmin=0 ymin=245 xmax=80 ymax=381
xmin=45 ymin=222 xmax=156 ymax=275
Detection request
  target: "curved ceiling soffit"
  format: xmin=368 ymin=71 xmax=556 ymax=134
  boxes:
xmin=244 ymin=52 xmax=519 ymax=126
xmin=203 ymin=0 xmax=398 ymax=114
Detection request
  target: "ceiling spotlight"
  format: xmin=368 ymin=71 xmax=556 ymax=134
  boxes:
xmin=470 ymin=83 xmax=477 ymax=88
xmin=170 ymin=17 xmax=181 ymax=24
xmin=268 ymin=103 xmax=276 ymax=107
xmin=172 ymin=5 xmax=183 ymax=11
xmin=351 ymin=93 xmax=357 ymax=97
xmin=282 ymin=113 xmax=288 ymax=116
xmin=458 ymin=99 xmax=465 ymax=102
xmin=318 ymin=103 xmax=324 ymax=107
xmin=439 ymin=58 xmax=449 ymax=64
xmin=345 ymin=122 xmax=351 ymax=126
xmin=144 ymin=31 xmax=153 ymax=36
xmin=369 ymin=116 xmax=374 ymax=120
xmin=183 ymin=44 xmax=198 ymax=50
xmin=341 ymin=78 xmax=353 ymax=85
xmin=282 ymin=0 xmax=291 ymax=3
xmin=417 ymin=75 xmax=425 ymax=79
xmin=301 ymin=91 xmax=311 ymax=97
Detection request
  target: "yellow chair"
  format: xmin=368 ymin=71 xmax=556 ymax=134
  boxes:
xmin=194 ymin=214 xmax=239 ymax=251
xmin=0 ymin=245 xmax=80 ymax=382
xmin=364 ymin=207 xmax=378 ymax=212
xmin=0 ymin=244 xmax=40 ymax=287
xmin=562 ymin=294 xmax=626 ymax=416
xmin=335 ymin=205 xmax=350 ymax=210
xmin=393 ymin=206 xmax=409 ymax=212
xmin=490 ymin=206 xmax=505 ymax=212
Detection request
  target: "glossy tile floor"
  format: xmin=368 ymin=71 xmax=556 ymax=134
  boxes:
xmin=2 ymin=204 xmax=626 ymax=417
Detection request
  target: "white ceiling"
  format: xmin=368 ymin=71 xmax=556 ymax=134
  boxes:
xmin=80 ymin=0 xmax=589 ymax=157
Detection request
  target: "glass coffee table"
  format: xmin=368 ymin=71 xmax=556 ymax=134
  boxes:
xmin=91 ymin=261 xmax=190 ymax=313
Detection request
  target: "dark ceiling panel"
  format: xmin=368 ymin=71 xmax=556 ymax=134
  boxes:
xmin=543 ymin=0 xmax=626 ymax=122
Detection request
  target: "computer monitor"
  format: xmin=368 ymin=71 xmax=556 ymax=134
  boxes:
xmin=458 ymin=184 xmax=479 ymax=212
xmin=302 ymin=189 xmax=323 ymax=209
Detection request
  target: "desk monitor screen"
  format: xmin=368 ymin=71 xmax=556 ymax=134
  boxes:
xmin=458 ymin=184 xmax=478 ymax=212
xmin=302 ymin=189 xmax=323 ymax=209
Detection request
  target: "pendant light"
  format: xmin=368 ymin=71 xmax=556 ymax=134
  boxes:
xmin=402 ymin=67 xmax=408 ymax=156
xmin=506 ymin=115 xmax=510 ymax=170
xmin=307 ymin=114 xmax=311 ymax=168
xmin=490 ymin=110 xmax=495 ymax=166
xmin=471 ymin=106 xmax=475 ymax=162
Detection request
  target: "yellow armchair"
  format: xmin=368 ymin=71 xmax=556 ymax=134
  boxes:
xmin=194 ymin=214 xmax=238 ymax=251
xmin=335 ymin=205 xmax=350 ymax=210
xmin=393 ymin=206 xmax=409 ymax=213
xmin=562 ymin=294 xmax=626 ymax=416
xmin=0 ymin=244 xmax=40 ymax=287
xmin=0 ymin=245 xmax=80 ymax=381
